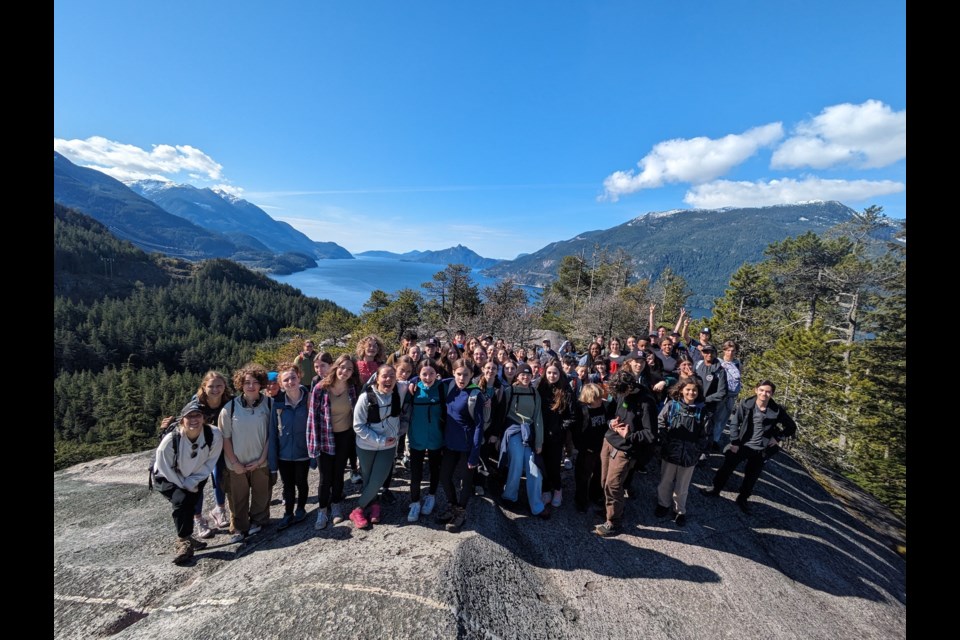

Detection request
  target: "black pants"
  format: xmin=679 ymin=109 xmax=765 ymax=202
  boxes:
xmin=440 ymin=448 xmax=473 ymax=508
xmin=278 ymin=459 xmax=310 ymax=513
xmin=711 ymin=446 xmax=766 ymax=501
xmin=409 ymin=448 xmax=442 ymax=502
xmin=159 ymin=478 xmax=207 ymax=538
xmin=574 ymin=448 xmax=604 ymax=508
xmin=317 ymin=429 xmax=354 ymax=507
xmin=541 ymin=430 xmax=565 ymax=493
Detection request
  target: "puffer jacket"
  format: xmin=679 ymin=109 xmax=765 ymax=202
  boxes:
xmin=657 ymin=400 xmax=711 ymax=467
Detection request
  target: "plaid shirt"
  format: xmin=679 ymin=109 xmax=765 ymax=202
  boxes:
xmin=307 ymin=383 xmax=357 ymax=457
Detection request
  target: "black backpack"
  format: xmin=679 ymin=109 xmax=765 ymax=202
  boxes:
xmin=148 ymin=422 xmax=214 ymax=490
xmin=365 ymin=386 xmax=402 ymax=424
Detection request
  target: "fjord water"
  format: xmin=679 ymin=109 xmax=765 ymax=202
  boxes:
xmin=268 ymin=256 xmax=501 ymax=313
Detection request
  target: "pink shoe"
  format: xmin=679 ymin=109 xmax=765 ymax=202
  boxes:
xmin=349 ymin=507 xmax=369 ymax=529
xmin=369 ymin=503 xmax=381 ymax=524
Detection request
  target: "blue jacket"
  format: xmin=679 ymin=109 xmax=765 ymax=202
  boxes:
xmin=269 ymin=385 xmax=311 ymax=465
xmin=444 ymin=382 xmax=485 ymax=465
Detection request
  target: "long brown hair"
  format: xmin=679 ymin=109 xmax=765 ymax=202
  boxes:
xmin=319 ymin=354 xmax=361 ymax=393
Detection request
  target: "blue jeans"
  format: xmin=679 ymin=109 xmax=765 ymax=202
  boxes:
xmin=712 ymin=396 xmax=737 ymax=443
xmin=501 ymin=433 xmax=546 ymax=515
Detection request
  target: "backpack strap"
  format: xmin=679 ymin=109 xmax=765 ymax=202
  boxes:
xmin=365 ymin=387 xmax=380 ymax=424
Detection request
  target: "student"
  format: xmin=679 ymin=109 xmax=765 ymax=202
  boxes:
xmin=702 ymin=380 xmax=797 ymax=514
xmin=152 ymin=399 xmax=223 ymax=565
xmin=655 ymin=380 xmax=711 ymax=526
xmin=406 ymin=359 xmax=446 ymax=523
xmin=270 ymin=363 xmax=311 ymax=529
xmin=351 ymin=364 xmax=410 ymax=528
xmin=498 ymin=363 xmax=550 ymax=518
xmin=570 ymin=383 xmax=608 ymax=512
xmin=309 ymin=352 xmax=334 ymax=391
xmin=307 ymin=355 xmax=361 ymax=529
xmin=219 ymin=364 xmax=276 ymax=543
xmin=595 ymin=370 xmax=658 ymax=537
xmin=436 ymin=359 xmax=485 ymax=532
xmin=537 ymin=359 xmax=577 ymax=509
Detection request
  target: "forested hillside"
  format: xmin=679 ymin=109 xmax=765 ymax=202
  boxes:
xmin=53 ymin=203 xmax=352 ymax=469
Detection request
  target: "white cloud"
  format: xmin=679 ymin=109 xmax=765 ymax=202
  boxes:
xmin=684 ymin=176 xmax=905 ymax=209
xmin=771 ymin=100 xmax=906 ymax=170
xmin=53 ymin=136 xmax=225 ymax=182
xmin=601 ymin=123 xmax=784 ymax=201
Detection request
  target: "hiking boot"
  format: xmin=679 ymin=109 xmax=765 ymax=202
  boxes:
xmin=315 ymin=509 xmax=329 ymax=530
xmin=437 ymin=506 xmax=455 ymax=523
xmin=369 ymin=503 xmax=381 ymax=524
xmin=331 ymin=502 xmax=345 ymax=524
xmin=445 ymin=507 xmax=466 ymax=533
xmin=173 ymin=538 xmax=194 ymax=565
xmin=551 ymin=489 xmax=563 ymax=508
xmin=189 ymin=537 xmax=208 ymax=551
xmin=209 ymin=505 xmax=229 ymax=529
xmin=194 ymin=516 xmax=213 ymax=539
xmin=674 ymin=513 xmax=687 ymax=527
xmin=294 ymin=508 xmax=307 ymax=523
xmin=349 ymin=507 xmax=369 ymax=529
xmin=379 ymin=489 xmax=397 ymax=505
xmin=248 ymin=522 xmax=262 ymax=535
xmin=421 ymin=494 xmax=436 ymax=515
xmin=654 ymin=504 xmax=671 ymax=518
xmin=278 ymin=514 xmax=294 ymax=530
xmin=594 ymin=521 xmax=621 ymax=537
xmin=407 ymin=502 xmax=421 ymax=523
xmin=701 ymin=487 xmax=721 ymax=498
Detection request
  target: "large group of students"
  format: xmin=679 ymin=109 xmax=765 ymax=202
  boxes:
xmin=151 ymin=306 xmax=796 ymax=566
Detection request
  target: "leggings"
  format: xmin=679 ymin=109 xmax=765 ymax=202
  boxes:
xmin=278 ymin=459 xmax=310 ymax=513
xmin=356 ymin=446 xmax=397 ymax=508
xmin=409 ymin=448 xmax=442 ymax=502
xmin=317 ymin=429 xmax=354 ymax=507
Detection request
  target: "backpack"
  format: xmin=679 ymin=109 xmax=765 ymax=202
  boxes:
xmin=365 ymin=386 xmax=402 ymax=424
xmin=411 ymin=381 xmax=447 ymax=428
xmin=447 ymin=379 xmax=481 ymax=422
xmin=148 ymin=422 xmax=214 ymax=490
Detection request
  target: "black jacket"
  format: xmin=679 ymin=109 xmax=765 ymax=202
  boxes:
xmin=730 ymin=395 xmax=797 ymax=450
xmin=657 ymin=400 xmax=711 ymax=467
xmin=603 ymin=387 xmax=658 ymax=457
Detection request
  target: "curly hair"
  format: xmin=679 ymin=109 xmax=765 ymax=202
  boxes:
xmin=232 ymin=363 xmax=269 ymax=391
xmin=355 ymin=335 xmax=386 ymax=363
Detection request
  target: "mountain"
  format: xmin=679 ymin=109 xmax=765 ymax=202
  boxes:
xmin=356 ymin=245 xmax=499 ymax=269
xmin=483 ymin=201 xmax=868 ymax=309
xmin=127 ymin=181 xmax=353 ymax=259
xmin=53 ymin=152 xmax=236 ymax=259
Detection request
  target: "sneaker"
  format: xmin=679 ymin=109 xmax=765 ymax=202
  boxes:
xmin=563 ymin=456 xmax=573 ymax=470
xmin=331 ymin=503 xmax=345 ymax=524
xmin=349 ymin=507 xmax=369 ymax=529
xmin=294 ymin=508 xmax=307 ymax=523
xmin=173 ymin=538 xmax=194 ymax=565
xmin=551 ymin=489 xmax=562 ymax=508
xmin=228 ymin=531 xmax=245 ymax=544
xmin=401 ymin=454 xmax=411 ymax=469
xmin=437 ymin=506 xmax=455 ymax=523
xmin=369 ymin=503 xmax=381 ymax=524
xmin=379 ymin=489 xmax=397 ymax=505
xmin=594 ymin=521 xmax=621 ymax=537
xmin=407 ymin=502 xmax=421 ymax=522
xmin=315 ymin=509 xmax=329 ymax=530
xmin=278 ymin=514 xmax=293 ymax=530
xmin=189 ymin=537 xmax=208 ymax=551
xmin=209 ymin=505 xmax=229 ymax=529
xmin=421 ymin=494 xmax=436 ymax=515
xmin=541 ymin=492 xmax=552 ymax=506
xmin=194 ymin=516 xmax=214 ymax=539
xmin=474 ymin=485 xmax=485 ymax=497
xmin=700 ymin=487 xmax=721 ymax=498
xmin=350 ymin=472 xmax=363 ymax=484
xmin=445 ymin=507 xmax=466 ymax=533
xmin=674 ymin=513 xmax=687 ymax=527
xmin=248 ymin=522 xmax=262 ymax=535
xmin=655 ymin=504 xmax=671 ymax=518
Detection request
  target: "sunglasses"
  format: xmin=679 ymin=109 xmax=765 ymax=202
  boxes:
xmin=190 ymin=442 xmax=199 ymax=458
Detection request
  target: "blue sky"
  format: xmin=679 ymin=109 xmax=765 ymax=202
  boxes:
xmin=54 ymin=1 xmax=906 ymax=260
